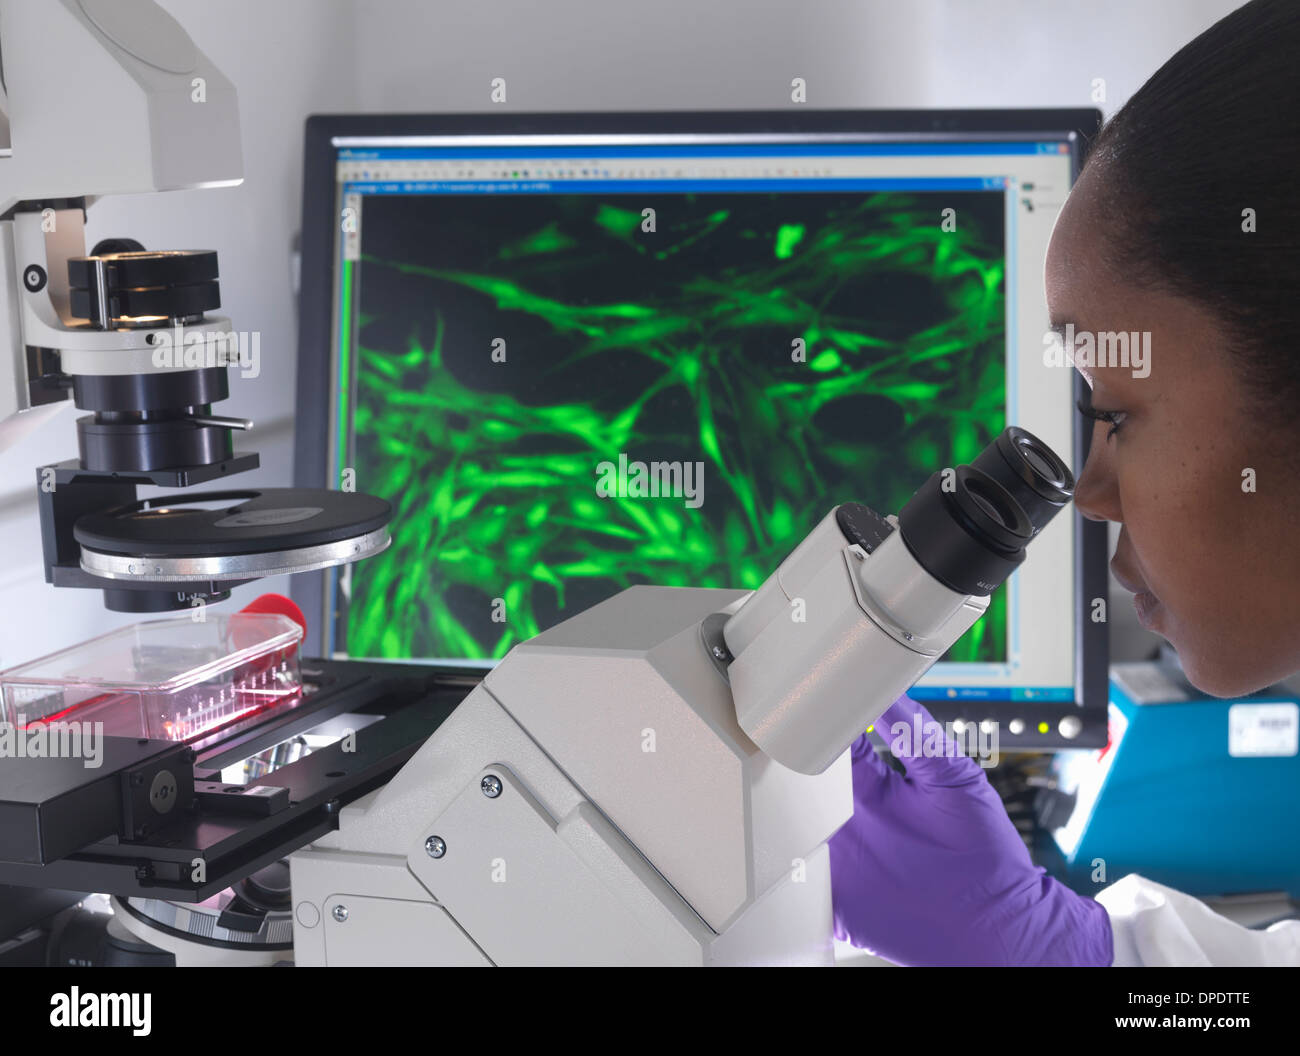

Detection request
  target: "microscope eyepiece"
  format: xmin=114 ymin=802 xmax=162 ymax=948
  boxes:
xmin=897 ymin=464 xmax=1033 ymax=596
xmin=971 ymin=425 xmax=1074 ymax=532
xmin=898 ymin=426 xmax=1074 ymax=596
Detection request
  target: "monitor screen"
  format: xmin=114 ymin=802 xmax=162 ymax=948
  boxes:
xmin=295 ymin=111 xmax=1107 ymax=749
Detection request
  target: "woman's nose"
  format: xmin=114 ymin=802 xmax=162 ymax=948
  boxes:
xmin=1071 ymin=426 xmax=1123 ymax=524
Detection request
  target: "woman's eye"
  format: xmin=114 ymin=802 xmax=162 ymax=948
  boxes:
xmin=1075 ymin=398 xmax=1127 ymax=439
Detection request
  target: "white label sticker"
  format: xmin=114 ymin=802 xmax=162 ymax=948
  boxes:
xmin=1228 ymin=702 xmax=1299 ymax=758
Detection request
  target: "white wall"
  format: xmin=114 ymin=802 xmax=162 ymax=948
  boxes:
xmin=349 ymin=0 xmax=1238 ymax=113
xmin=2 ymin=0 xmax=1241 ymax=667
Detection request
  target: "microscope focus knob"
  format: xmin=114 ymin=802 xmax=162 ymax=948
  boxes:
xmin=835 ymin=502 xmax=895 ymax=555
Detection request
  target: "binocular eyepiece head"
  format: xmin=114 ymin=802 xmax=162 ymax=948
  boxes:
xmin=897 ymin=426 xmax=1074 ymax=597
xmin=727 ymin=424 xmax=1075 ymax=774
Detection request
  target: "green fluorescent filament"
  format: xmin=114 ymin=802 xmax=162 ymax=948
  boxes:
xmin=346 ymin=191 xmax=1007 ymax=663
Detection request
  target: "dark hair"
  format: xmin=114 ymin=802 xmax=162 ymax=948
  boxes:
xmin=1085 ymin=0 xmax=1300 ymax=422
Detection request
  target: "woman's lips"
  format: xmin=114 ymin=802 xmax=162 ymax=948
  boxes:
xmin=1111 ymin=560 xmax=1162 ymax=631
xmin=1131 ymin=590 xmax=1162 ymax=630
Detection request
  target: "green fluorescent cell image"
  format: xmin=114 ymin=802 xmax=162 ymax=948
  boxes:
xmin=343 ymin=190 xmax=1006 ymax=662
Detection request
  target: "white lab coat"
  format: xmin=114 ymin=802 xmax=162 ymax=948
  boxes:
xmin=1098 ymin=874 xmax=1300 ymax=966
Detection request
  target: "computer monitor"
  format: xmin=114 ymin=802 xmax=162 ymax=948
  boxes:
xmin=295 ymin=109 xmax=1107 ymax=750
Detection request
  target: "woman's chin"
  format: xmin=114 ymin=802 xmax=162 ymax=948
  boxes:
xmin=1175 ymin=649 xmax=1274 ymax=700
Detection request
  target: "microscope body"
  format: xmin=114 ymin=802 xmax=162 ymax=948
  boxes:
xmin=291 ymin=583 xmax=853 ymax=966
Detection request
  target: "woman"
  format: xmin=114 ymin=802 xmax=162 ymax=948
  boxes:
xmin=829 ymin=0 xmax=1300 ymax=966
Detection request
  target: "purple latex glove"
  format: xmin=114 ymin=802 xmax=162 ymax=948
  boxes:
xmin=828 ymin=694 xmax=1113 ymax=966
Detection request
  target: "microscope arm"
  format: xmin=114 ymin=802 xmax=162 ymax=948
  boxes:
xmin=0 ymin=0 xmax=242 ymax=453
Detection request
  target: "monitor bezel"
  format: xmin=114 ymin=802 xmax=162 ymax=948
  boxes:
xmin=294 ymin=108 xmax=1107 ymax=750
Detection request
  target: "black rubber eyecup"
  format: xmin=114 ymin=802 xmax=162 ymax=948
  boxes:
xmin=898 ymin=465 xmax=1033 ymax=596
xmin=972 ymin=426 xmax=1075 ymax=532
